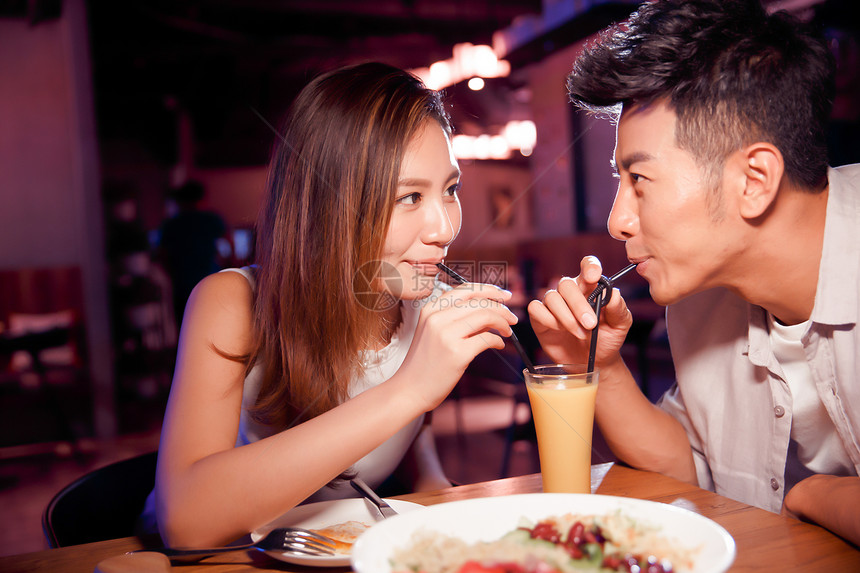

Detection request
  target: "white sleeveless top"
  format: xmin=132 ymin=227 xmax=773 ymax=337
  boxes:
xmin=226 ymin=267 xmax=430 ymax=502
xmin=138 ymin=268 xmax=441 ymax=532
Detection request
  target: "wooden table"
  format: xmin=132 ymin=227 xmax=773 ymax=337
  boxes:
xmin=2 ymin=463 xmax=857 ymax=572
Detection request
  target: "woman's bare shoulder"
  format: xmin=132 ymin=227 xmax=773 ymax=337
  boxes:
xmin=182 ymin=271 xmax=255 ymax=356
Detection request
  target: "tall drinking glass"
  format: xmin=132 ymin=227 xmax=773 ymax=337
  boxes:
xmin=524 ymin=364 xmax=598 ymax=493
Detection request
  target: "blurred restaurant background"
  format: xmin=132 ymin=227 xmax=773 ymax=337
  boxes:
xmin=0 ymin=0 xmax=857 ymax=556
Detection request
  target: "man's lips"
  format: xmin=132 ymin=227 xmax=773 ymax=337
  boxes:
xmin=628 ymin=256 xmax=649 ymax=275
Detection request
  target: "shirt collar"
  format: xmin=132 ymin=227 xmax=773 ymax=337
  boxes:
xmin=810 ymin=166 xmax=860 ymax=326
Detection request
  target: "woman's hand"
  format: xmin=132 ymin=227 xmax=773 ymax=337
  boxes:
xmin=395 ymin=282 xmax=517 ymax=412
xmin=527 ymin=256 xmax=633 ymax=367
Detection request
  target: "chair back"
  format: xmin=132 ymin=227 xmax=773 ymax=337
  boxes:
xmin=42 ymin=451 xmax=158 ymax=547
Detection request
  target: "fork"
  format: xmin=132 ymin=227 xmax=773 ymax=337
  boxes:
xmin=137 ymin=527 xmax=336 ymax=562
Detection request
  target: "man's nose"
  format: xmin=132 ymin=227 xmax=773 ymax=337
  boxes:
xmin=607 ymin=184 xmax=638 ymax=240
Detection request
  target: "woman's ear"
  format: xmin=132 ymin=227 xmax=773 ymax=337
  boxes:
xmin=736 ymin=142 xmax=784 ymax=219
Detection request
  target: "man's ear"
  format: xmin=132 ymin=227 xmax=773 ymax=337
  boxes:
xmin=735 ymin=142 xmax=784 ymax=219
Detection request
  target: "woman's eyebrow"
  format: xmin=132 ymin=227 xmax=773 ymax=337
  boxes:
xmin=398 ymin=169 xmax=460 ymax=187
xmin=397 ymin=177 xmax=432 ymax=188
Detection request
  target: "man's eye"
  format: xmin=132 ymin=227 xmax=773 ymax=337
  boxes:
xmin=396 ymin=192 xmax=421 ymax=205
xmin=611 ymin=172 xmax=641 ymax=183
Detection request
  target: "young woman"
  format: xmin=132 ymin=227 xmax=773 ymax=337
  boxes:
xmin=147 ymin=62 xmax=517 ymax=547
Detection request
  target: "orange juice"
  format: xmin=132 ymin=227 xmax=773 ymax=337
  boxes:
xmin=525 ymin=366 xmax=598 ymax=493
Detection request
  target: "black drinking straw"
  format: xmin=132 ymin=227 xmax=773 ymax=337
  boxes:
xmin=586 ymin=263 xmax=638 ymax=373
xmin=436 ymin=262 xmax=536 ymax=374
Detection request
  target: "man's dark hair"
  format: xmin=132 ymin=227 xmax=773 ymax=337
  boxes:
xmin=568 ymin=0 xmax=835 ymax=191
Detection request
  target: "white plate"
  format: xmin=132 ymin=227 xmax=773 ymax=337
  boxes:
xmin=351 ymin=493 xmax=736 ymax=573
xmin=251 ymin=498 xmax=424 ymax=567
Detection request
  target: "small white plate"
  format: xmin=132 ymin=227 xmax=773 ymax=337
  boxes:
xmin=251 ymin=497 xmax=424 ymax=567
xmin=351 ymin=493 xmax=736 ymax=573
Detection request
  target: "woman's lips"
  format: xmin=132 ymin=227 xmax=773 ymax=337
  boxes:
xmin=410 ymin=261 xmax=442 ymax=275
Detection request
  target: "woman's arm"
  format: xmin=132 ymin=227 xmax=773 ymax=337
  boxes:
xmin=156 ymin=274 xmax=515 ymax=547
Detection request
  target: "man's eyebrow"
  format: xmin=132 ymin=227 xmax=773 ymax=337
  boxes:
xmin=614 ymin=151 xmax=654 ymax=172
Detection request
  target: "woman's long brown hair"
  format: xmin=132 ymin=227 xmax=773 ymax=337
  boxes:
xmin=248 ymin=62 xmax=451 ymax=432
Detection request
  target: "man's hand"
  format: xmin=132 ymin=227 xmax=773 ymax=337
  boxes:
xmin=783 ymin=474 xmax=860 ymax=546
xmin=527 ymin=256 xmax=633 ymax=368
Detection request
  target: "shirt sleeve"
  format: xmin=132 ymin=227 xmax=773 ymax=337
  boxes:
xmin=657 ymin=374 xmax=715 ymax=491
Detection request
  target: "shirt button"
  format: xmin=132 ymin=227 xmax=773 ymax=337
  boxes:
xmin=774 ymin=405 xmax=785 ymax=418
xmin=771 ymin=478 xmax=780 ymax=491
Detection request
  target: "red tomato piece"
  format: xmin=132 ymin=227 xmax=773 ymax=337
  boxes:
xmin=530 ymin=522 xmax=561 ymax=544
xmin=456 ymin=561 xmax=524 ymax=573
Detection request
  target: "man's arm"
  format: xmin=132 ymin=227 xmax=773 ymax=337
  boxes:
xmin=527 ymin=257 xmax=697 ymax=484
xmin=594 ymin=358 xmax=698 ymax=484
xmin=783 ymin=474 xmax=860 ymax=546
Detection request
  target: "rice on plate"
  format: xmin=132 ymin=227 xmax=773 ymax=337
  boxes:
xmin=390 ymin=511 xmax=689 ymax=573
xmin=350 ymin=494 xmax=735 ymax=573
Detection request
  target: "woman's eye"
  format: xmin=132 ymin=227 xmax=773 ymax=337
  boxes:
xmin=396 ymin=192 xmax=422 ymax=205
xmin=445 ymin=183 xmax=461 ymax=197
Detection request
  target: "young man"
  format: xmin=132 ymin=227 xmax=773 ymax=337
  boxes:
xmin=528 ymin=0 xmax=860 ymax=544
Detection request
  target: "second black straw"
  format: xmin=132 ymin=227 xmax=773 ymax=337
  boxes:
xmin=586 ymin=262 xmax=639 ymax=373
xmin=436 ymin=262 xmax=536 ymax=374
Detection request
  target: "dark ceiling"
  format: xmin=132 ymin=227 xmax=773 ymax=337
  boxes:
xmin=86 ymin=0 xmax=546 ymax=167
xmin=57 ymin=0 xmax=854 ymax=169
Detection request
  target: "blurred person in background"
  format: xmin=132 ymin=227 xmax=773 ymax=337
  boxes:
xmin=158 ymin=180 xmax=232 ymax=327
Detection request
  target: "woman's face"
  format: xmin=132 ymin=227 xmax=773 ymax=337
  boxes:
xmin=378 ymin=119 xmax=461 ymax=301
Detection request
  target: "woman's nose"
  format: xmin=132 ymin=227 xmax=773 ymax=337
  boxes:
xmin=607 ymin=184 xmax=639 ymax=240
xmin=423 ymin=200 xmax=457 ymax=246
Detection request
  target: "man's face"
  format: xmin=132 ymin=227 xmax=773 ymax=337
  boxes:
xmin=608 ymin=101 xmax=739 ymax=306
